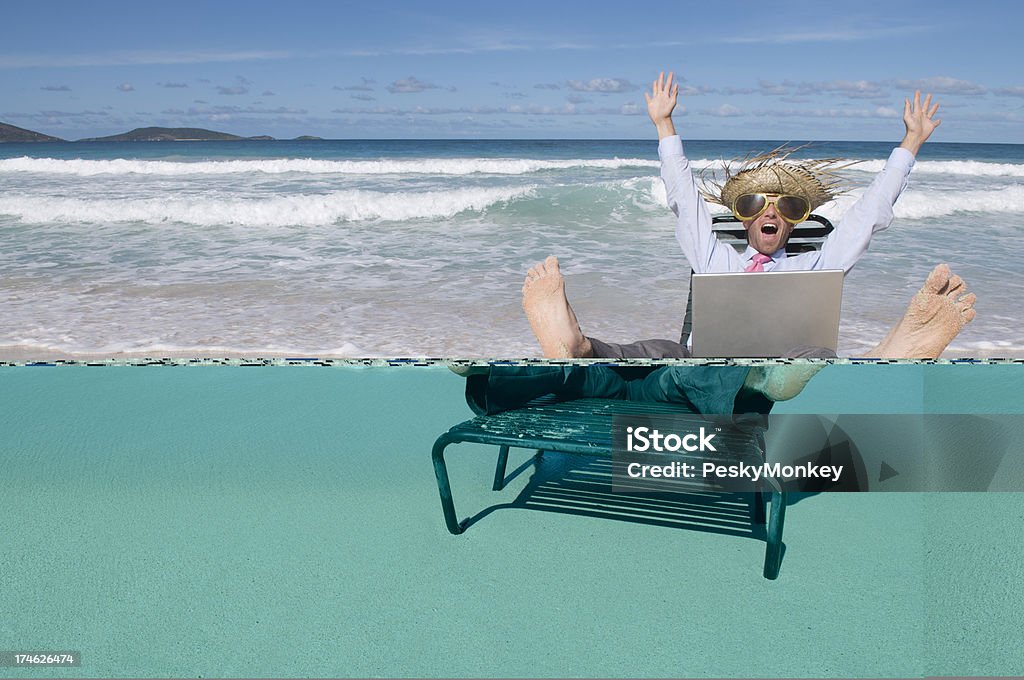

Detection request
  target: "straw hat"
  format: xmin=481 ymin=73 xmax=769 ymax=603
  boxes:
xmin=700 ymin=145 xmax=853 ymax=212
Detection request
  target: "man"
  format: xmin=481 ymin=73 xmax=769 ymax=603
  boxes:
xmin=457 ymin=73 xmax=974 ymax=417
xmin=648 ymin=71 xmax=940 ymax=274
xmin=518 ymin=72 xmax=970 ymax=360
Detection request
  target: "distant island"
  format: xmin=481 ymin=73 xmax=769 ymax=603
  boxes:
xmin=0 ymin=121 xmax=65 ymax=143
xmin=0 ymin=122 xmax=323 ymax=143
xmin=79 ymin=127 xmax=251 ymax=142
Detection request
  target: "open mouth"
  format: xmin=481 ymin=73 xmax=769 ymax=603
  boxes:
xmin=761 ymin=223 xmax=779 ymax=235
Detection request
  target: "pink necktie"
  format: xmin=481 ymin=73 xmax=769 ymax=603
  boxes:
xmin=745 ymin=253 xmax=772 ymax=272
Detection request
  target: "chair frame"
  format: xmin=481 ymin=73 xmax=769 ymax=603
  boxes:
xmin=432 ymin=397 xmax=788 ymax=579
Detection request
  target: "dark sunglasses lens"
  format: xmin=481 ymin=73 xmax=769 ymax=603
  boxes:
xmin=734 ymin=194 xmax=766 ymax=218
xmin=776 ymin=195 xmax=810 ymax=221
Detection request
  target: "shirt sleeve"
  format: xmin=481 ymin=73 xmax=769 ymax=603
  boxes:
xmin=809 ymin=147 xmax=916 ymax=272
xmin=660 ymin=135 xmax=743 ymax=273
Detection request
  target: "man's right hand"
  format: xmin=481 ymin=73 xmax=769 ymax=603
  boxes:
xmin=645 ymin=71 xmax=679 ymax=139
xmin=900 ymin=90 xmax=941 ymax=156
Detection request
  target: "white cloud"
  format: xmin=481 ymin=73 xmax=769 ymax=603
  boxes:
xmin=754 ymin=106 xmax=900 ymax=119
xmin=387 ymin=76 xmax=440 ymax=94
xmin=705 ymin=104 xmax=743 ymax=117
xmin=759 ymin=79 xmax=890 ymax=99
xmin=161 ymin=105 xmax=308 ymax=116
xmin=722 ymin=24 xmax=935 ymax=45
xmin=892 ymin=77 xmax=987 ymax=95
xmin=332 ymin=103 xmax=583 ymax=116
xmin=116 ymin=83 xmax=135 ymax=92
xmin=0 ymin=50 xmax=289 ymax=70
xmin=337 ymin=83 xmax=374 ymax=92
xmin=566 ymin=78 xmax=639 ymax=93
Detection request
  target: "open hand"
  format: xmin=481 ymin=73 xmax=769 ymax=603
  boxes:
xmin=901 ymin=90 xmax=941 ymax=155
xmin=645 ymin=71 xmax=679 ymax=138
xmin=645 ymin=71 xmax=678 ymax=122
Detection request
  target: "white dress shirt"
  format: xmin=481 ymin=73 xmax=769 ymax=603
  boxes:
xmin=658 ymin=135 xmax=916 ymax=273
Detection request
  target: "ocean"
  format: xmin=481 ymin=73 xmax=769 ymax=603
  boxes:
xmin=1 ymin=139 xmax=1021 ymax=358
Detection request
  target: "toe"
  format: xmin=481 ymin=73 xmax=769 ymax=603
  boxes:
xmin=943 ymin=274 xmax=964 ymax=296
xmin=922 ymin=263 xmax=951 ymax=295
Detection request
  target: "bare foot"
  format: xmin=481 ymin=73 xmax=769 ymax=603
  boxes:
xmin=744 ymin=363 xmax=825 ymax=402
xmin=869 ymin=264 xmax=977 ymax=358
xmin=521 ymin=256 xmax=593 ymax=358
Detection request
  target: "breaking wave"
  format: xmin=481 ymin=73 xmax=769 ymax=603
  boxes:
xmin=834 ymin=158 xmax=1024 ymax=178
xmin=892 ymin=185 xmax=1024 ymax=219
xmin=0 ymin=156 xmax=659 ymax=176
xmin=0 ymin=185 xmax=536 ymax=226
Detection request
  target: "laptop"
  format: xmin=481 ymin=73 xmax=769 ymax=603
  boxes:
xmin=689 ymin=270 xmax=844 ymax=358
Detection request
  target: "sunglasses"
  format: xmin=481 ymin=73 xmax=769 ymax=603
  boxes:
xmin=732 ymin=193 xmax=811 ymax=224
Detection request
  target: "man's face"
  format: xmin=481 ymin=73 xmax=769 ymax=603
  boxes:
xmin=742 ymin=196 xmax=796 ymax=256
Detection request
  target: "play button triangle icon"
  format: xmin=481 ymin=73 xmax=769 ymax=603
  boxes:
xmin=879 ymin=462 xmax=899 ymax=483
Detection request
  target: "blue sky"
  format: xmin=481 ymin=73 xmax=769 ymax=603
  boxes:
xmin=3 ymin=0 xmax=1023 ymax=142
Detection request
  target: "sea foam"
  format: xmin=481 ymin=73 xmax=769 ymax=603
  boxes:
xmin=849 ymin=158 xmax=1024 ymax=177
xmin=0 ymin=185 xmax=536 ymax=226
xmin=6 ymin=155 xmax=1024 ymax=182
xmin=0 ymin=156 xmax=659 ymax=177
xmin=892 ymin=185 xmax=1024 ymax=219
xmin=692 ymin=157 xmax=1024 ymax=179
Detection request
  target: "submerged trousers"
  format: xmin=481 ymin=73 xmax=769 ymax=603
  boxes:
xmin=464 ymin=365 xmax=772 ymax=418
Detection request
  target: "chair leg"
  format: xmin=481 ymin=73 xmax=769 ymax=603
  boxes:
xmin=431 ymin=434 xmax=463 ymax=535
xmin=763 ymin=490 xmax=787 ymax=579
xmin=752 ymin=489 xmax=767 ymax=525
xmin=492 ymin=445 xmax=510 ymax=491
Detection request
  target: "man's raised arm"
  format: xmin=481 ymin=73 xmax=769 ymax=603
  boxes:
xmin=648 ymin=72 xmax=740 ymax=273
xmin=814 ymin=90 xmax=942 ymax=272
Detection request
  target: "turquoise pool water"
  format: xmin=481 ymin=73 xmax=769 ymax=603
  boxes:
xmin=1 ymin=364 xmax=1022 ymax=677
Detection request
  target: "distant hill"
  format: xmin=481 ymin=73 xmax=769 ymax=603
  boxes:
xmin=1 ymin=122 xmax=320 ymax=143
xmin=0 ymin=121 xmax=64 ymax=143
xmin=293 ymin=135 xmax=323 ymax=141
xmin=79 ymin=127 xmax=259 ymax=142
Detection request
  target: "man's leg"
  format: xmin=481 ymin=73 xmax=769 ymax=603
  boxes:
xmin=629 ymin=365 xmax=761 ymax=415
xmin=461 ymin=361 xmax=825 ymax=417
xmin=628 ymin=363 xmax=825 ymax=416
xmin=463 ymin=365 xmax=630 ymax=415
xmin=784 ymin=346 xmax=836 ymax=359
xmin=521 ymin=255 xmax=689 ymax=359
xmin=588 ymin=337 xmax=692 ymax=359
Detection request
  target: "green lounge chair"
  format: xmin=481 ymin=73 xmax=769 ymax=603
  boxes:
xmin=432 ymin=394 xmax=787 ymax=578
